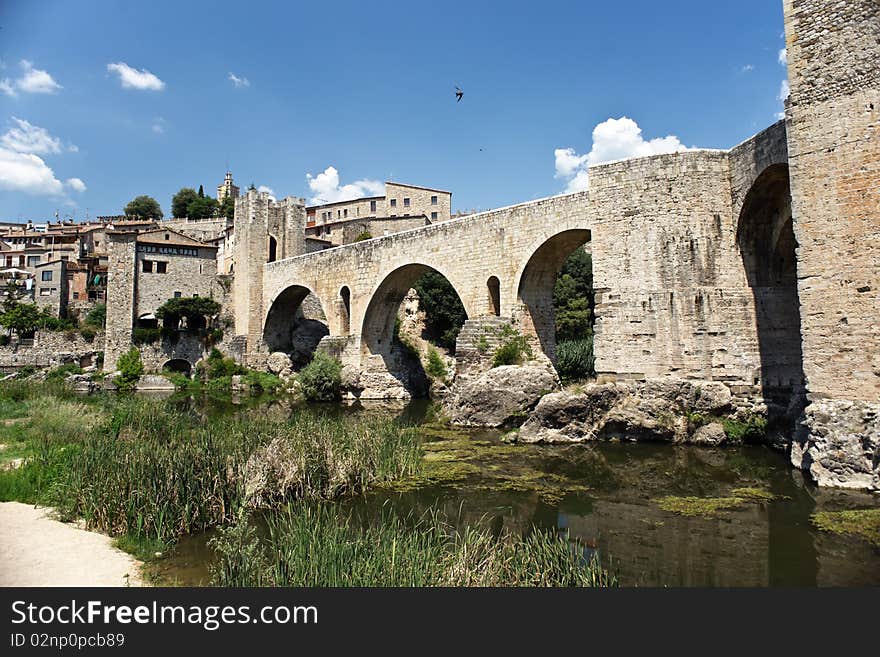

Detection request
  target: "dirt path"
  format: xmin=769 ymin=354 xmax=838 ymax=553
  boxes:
xmin=0 ymin=502 xmax=143 ymax=587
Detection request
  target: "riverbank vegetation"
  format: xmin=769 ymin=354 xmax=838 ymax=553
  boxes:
xmin=210 ymin=504 xmax=616 ymax=587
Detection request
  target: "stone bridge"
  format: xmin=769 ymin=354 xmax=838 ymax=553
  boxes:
xmin=239 ymin=121 xmax=802 ymax=400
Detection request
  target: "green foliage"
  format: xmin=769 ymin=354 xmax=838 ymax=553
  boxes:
xmin=210 ymin=504 xmax=617 ymax=587
xmin=132 ymin=327 xmax=161 ymax=345
xmin=492 ymin=325 xmax=533 ymax=367
xmin=721 ymin=415 xmax=768 ymax=443
xmin=220 ymin=195 xmax=235 ymax=221
xmin=354 ymin=230 xmax=372 ymax=241
xmin=243 ymin=370 xmax=284 ymax=394
xmin=0 ymin=299 xmax=43 ymax=336
xmin=171 ymin=187 xmax=199 ymax=218
xmin=200 ymin=348 xmax=244 ymax=380
xmin=124 ymin=195 xmax=163 ymax=220
xmin=299 ymin=351 xmax=343 ymax=401
xmin=155 ymin=296 xmax=221 ymax=329
xmin=115 ymin=348 xmax=144 ymax=391
xmin=425 ymin=347 xmax=447 ymax=379
xmin=46 ymin=364 xmax=83 ymax=381
xmin=79 ymin=325 xmax=97 ymax=342
xmin=556 ymin=338 xmax=595 ymax=381
xmin=554 ymin=248 xmax=594 ymax=342
xmin=186 ymin=195 xmax=219 ymax=220
xmin=413 ymin=271 xmax=467 ymax=351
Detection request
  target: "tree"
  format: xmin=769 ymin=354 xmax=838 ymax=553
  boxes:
xmin=124 ymin=195 xmax=163 ymax=220
xmin=156 ymin=296 xmax=221 ymax=330
xmin=186 ymin=196 xmax=219 ymax=221
xmin=171 ymin=188 xmax=199 ymax=218
xmin=198 ymin=184 xmax=204 ymax=198
xmin=553 ymin=248 xmax=594 ymax=341
xmin=220 ymin=195 xmax=235 ymax=221
xmin=0 ymin=300 xmax=43 ymax=336
xmin=412 ymin=271 xmax=467 ymax=351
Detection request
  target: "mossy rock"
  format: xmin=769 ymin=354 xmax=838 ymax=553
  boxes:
xmin=810 ymin=509 xmax=880 ymax=547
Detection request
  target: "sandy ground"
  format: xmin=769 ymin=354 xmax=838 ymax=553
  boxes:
xmin=0 ymin=502 xmax=143 ymax=587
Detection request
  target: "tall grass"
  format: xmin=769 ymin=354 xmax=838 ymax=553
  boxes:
xmin=34 ymin=397 xmax=422 ymax=545
xmin=210 ymin=504 xmax=617 ymax=587
xmin=556 ymin=338 xmax=595 ymax=381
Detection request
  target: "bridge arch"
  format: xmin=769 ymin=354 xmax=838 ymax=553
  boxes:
xmin=361 ymin=262 xmax=469 ymax=357
xmin=263 ymin=284 xmax=330 ymax=367
xmin=736 ymin=163 xmax=804 ymax=405
xmin=162 ymin=358 xmax=192 ymax=377
xmin=516 ymin=228 xmax=592 ymax=364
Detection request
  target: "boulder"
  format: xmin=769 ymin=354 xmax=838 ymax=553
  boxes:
xmin=267 ymin=352 xmax=293 ymax=377
xmin=691 ymin=422 xmax=727 ymax=447
xmin=65 ymin=373 xmax=96 ymax=393
xmin=449 ymin=365 xmax=558 ymax=428
xmin=518 ymin=385 xmax=628 ymax=443
xmin=791 ymin=400 xmax=880 ymax=492
xmin=135 ymin=375 xmax=175 ymax=391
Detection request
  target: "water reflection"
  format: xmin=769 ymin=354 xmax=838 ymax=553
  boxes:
xmin=153 ymin=394 xmax=880 ymax=587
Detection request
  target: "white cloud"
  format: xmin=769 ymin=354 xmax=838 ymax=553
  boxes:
xmin=554 ymin=117 xmax=691 ymax=192
xmin=306 ymin=166 xmax=385 ymax=204
xmin=257 ymin=185 xmax=275 ymax=195
xmin=228 ymin=72 xmax=250 ymax=88
xmin=107 ymin=62 xmax=165 ymax=91
xmin=0 ymin=117 xmax=66 ymax=155
xmin=65 ymin=177 xmax=86 ymax=193
xmin=741 ymin=64 xmax=755 ymax=73
xmin=778 ymin=79 xmax=790 ymax=102
xmin=0 ymin=148 xmax=66 ymax=196
xmin=0 ymin=60 xmax=62 ymax=97
xmin=778 ymin=48 xmax=787 ymax=66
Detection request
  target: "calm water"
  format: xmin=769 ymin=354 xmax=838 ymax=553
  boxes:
xmin=151 ymin=396 xmax=880 ymax=587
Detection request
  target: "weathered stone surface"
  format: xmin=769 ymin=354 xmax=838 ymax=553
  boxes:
xmin=266 ymin=352 xmax=293 ymax=376
xmin=790 ymin=400 xmax=880 ymax=492
xmin=65 ymin=374 xmax=96 ymax=393
xmin=691 ymin=422 xmax=728 ymax=447
xmin=135 ymin=375 xmax=175 ymax=391
xmin=519 ymin=378 xmax=746 ymax=445
xmin=448 ymin=365 xmax=558 ymax=428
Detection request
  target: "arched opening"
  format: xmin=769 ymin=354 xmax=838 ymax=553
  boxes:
xmin=340 ymin=286 xmax=351 ymax=335
xmin=517 ymin=229 xmax=593 ymax=375
xmin=136 ymin=313 xmax=157 ymax=329
xmin=487 ymin=276 xmax=501 ymax=316
xmin=268 ymin=235 xmax=277 ymax=263
xmin=263 ymin=285 xmax=329 ymax=368
xmin=737 ymin=164 xmax=804 ymax=415
xmin=162 ymin=359 xmax=192 ymax=377
xmin=362 ymin=264 xmax=467 ymax=396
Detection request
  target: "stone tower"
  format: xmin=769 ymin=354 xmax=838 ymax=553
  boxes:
xmin=783 ymin=0 xmax=880 ymax=488
xmin=232 ymin=189 xmax=307 ymax=365
xmin=217 ymin=171 xmax=240 ymax=202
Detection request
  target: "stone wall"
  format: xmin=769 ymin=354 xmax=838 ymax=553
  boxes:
xmin=134 ymin=246 xmax=219 ymax=319
xmin=0 ymin=330 xmax=104 ymax=371
xmin=104 ymin=233 xmax=137 ymax=371
xmin=162 ymin=217 xmax=230 ymax=242
xmin=784 ymin=0 xmax=880 ymax=402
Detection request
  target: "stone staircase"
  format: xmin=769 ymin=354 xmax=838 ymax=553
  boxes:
xmin=455 ymin=316 xmax=514 ymax=376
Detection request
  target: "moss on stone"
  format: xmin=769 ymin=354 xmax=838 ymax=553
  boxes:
xmin=811 ymin=509 xmax=880 ymax=547
xmin=653 ymin=495 xmax=744 ymax=517
xmin=730 ymin=487 xmax=775 ymax=502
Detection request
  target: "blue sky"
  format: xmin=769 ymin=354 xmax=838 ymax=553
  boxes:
xmin=0 ymin=0 xmax=788 ymax=221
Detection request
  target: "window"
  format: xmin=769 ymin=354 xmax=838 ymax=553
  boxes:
xmin=344 ymin=209 xmax=348 ymax=218
xmin=174 ymin=291 xmax=182 ymax=298
xmin=72 ymin=292 xmax=79 ymax=300
xmin=403 ymin=197 xmax=410 ymax=207
xmin=390 ymin=199 xmax=397 ymax=208
xmin=41 ymin=270 xmax=53 ymax=281
xmin=370 ymin=200 xmax=377 ymax=212
xmin=431 ymin=195 xmax=438 ymax=205
xmin=27 ymin=256 xmax=40 ymax=267
xmin=142 ymin=260 xmax=153 ymax=273
xmin=39 ymin=288 xmax=53 ymax=296
xmin=164 ymin=233 xmax=170 ymax=240
xmin=156 ymin=261 xmax=167 ymax=274
xmin=431 ymin=212 xmax=438 ymax=220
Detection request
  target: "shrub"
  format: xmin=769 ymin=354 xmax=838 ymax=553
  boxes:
xmin=115 ymin=348 xmax=143 ymax=391
xmin=79 ymin=326 xmax=97 ymax=343
xmin=201 ymin=348 xmax=244 ymax=380
xmin=425 ymin=347 xmax=447 ymax=379
xmin=84 ymin=304 xmax=106 ymax=328
xmin=46 ymin=363 xmax=84 ymax=381
xmin=132 ymin=327 xmax=161 ymax=345
xmin=243 ymin=370 xmax=284 ymax=394
xmin=492 ymin=325 xmax=533 ymax=367
xmin=354 ymin=231 xmax=372 ymax=242
xmin=299 ymin=352 xmax=343 ymax=401
xmin=722 ymin=415 xmax=768 ymax=443
xmin=556 ymin=338 xmax=595 ymax=381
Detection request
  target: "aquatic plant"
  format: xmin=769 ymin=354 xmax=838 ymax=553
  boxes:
xmin=298 ymin=351 xmax=343 ymax=401
xmin=209 ymin=504 xmax=617 ymax=587
xmin=811 ymin=509 xmax=880 ymax=547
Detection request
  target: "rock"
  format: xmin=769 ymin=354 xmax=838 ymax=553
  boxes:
xmin=135 ymin=375 xmax=175 ymax=391
xmin=65 ymin=373 xmax=96 ymax=393
xmin=231 ymin=374 xmax=248 ymax=393
xmin=691 ymin=422 xmax=727 ymax=446
xmin=690 ymin=382 xmax=733 ymax=414
xmin=102 ymin=373 xmax=120 ymax=391
xmin=518 ymin=385 xmax=628 ymax=443
xmin=448 ymin=365 xmax=558 ymax=428
xmin=791 ymin=400 xmax=880 ymax=492
xmin=267 ymin=352 xmax=293 ymax=376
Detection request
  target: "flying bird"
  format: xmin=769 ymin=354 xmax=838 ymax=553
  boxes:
xmin=455 ymin=86 xmax=463 ymax=102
